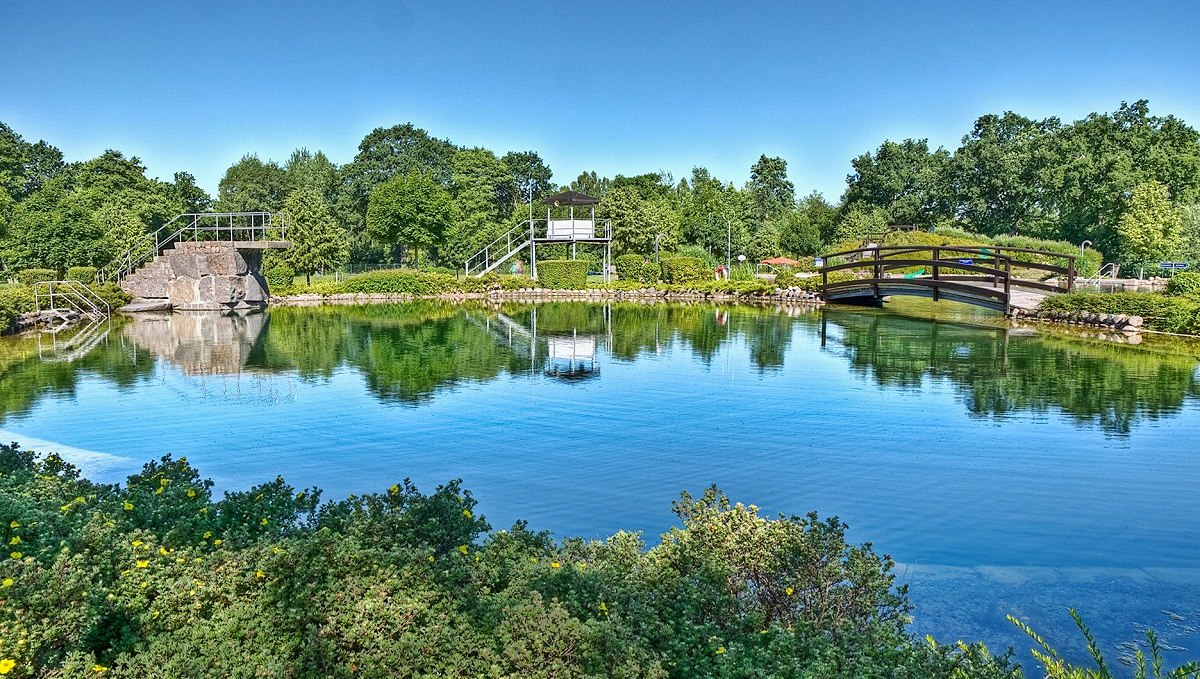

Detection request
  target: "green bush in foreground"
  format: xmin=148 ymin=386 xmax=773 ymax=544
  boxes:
xmin=535 ymin=259 xmax=589 ymax=289
xmin=615 ymin=254 xmax=645 ymax=281
xmin=15 ymin=269 xmax=56 ymax=287
xmin=0 ymin=443 xmax=1033 ymax=678
xmin=64 ymin=267 xmax=98 ymax=284
xmin=264 ymin=264 xmax=296 ymax=293
xmin=1165 ymin=271 xmax=1200 ymax=296
xmin=661 ymin=256 xmax=708 ymax=284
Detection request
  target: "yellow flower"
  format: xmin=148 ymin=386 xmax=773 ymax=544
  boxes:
xmin=159 ymin=547 xmax=168 ymax=556
xmin=530 ymin=557 xmax=538 ymax=564
xmin=140 ymin=581 xmax=148 ymax=589
xmin=598 ymin=601 xmax=608 ymax=613
xmin=457 ymin=545 xmax=469 ymax=555
xmin=388 ymin=484 xmax=399 ymax=495
xmin=1 ymin=578 xmax=12 ymax=588
xmin=0 ymin=659 xmax=15 ymax=675
xmin=155 ymin=487 xmax=164 ymax=495
xmin=92 ymin=665 xmax=109 ymax=673
xmin=186 ymin=489 xmax=196 ymax=498
xmin=203 ymin=531 xmax=212 ymax=539
xmin=123 ymin=501 xmax=134 ymax=511
xmin=296 ymin=491 xmax=305 ymax=500
xmin=785 ymin=586 xmax=794 ymax=597
xmin=715 ymin=646 xmax=726 ymax=655
xmin=256 ymin=569 xmax=265 ymax=579
xmin=131 ymin=540 xmax=143 ymax=547
xmin=213 ymin=539 xmax=222 ymax=546
xmin=260 ymin=518 xmax=269 ymax=526
xmin=462 ymin=509 xmax=472 ymax=519
xmin=9 ymin=552 xmax=21 ymax=560
xmin=152 ymin=609 xmax=160 ymax=619
xmin=427 ymin=555 xmax=435 ymax=563
xmin=8 ymin=536 xmax=19 ymax=546
xmin=159 ymin=478 xmax=170 ymax=486
xmin=272 ymin=546 xmax=282 ymax=555
xmin=136 ymin=560 xmax=149 ymax=568
xmin=8 ymin=520 xmax=18 ymax=529
xmin=60 ymin=504 xmax=72 ymax=513
xmin=550 ymin=561 xmax=561 ymax=569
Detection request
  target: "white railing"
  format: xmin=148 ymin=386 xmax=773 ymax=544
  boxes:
xmin=33 ymin=280 xmax=111 ymax=321
xmin=97 ymin=212 xmax=288 ymax=283
xmin=463 ymin=218 xmax=613 ymax=278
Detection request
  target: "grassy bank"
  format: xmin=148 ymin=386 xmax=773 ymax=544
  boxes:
xmin=3 ymin=445 xmax=1195 ymax=677
xmin=0 ymin=284 xmax=130 ymax=335
xmin=1037 ymin=275 xmax=1200 ymax=335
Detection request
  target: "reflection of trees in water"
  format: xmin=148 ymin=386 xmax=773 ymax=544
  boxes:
xmin=823 ymin=310 xmax=1200 ymax=434
xmin=0 ymin=324 xmax=155 ymax=423
xmin=6 ymin=302 xmax=1195 ymax=433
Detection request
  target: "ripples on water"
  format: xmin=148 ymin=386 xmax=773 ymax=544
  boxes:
xmin=2 ymin=299 xmax=1198 ymax=667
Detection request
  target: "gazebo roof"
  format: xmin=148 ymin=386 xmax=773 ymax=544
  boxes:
xmin=544 ymin=190 xmax=600 ymax=206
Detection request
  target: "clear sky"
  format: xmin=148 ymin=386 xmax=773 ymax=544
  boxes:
xmin=3 ymin=0 xmax=1198 ymax=201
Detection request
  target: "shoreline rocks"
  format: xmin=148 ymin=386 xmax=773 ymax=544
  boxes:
xmin=1011 ymin=306 xmax=1144 ymax=332
xmin=272 ymin=287 xmax=827 ymax=307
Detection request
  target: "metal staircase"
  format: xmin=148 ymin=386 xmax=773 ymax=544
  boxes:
xmin=33 ymin=280 xmax=112 ymax=322
xmin=464 ymin=221 xmax=532 ymax=278
xmin=97 ymin=212 xmax=288 ymax=284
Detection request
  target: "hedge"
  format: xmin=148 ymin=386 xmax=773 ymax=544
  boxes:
xmin=65 ymin=266 xmax=98 ymax=283
xmin=639 ymin=259 xmax=662 ymax=283
xmin=1037 ymin=291 xmax=1200 ymax=334
xmin=0 ymin=286 xmax=35 ymax=332
xmin=16 ymin=269 xmax=56 ymax=286
xmin=661 ymin=256 xmax=707 ymax=284
xmin=1165 ymin=271 xmax=1200 ymax=296
xmin=265 ymin=265 xmax=296 ymax=292
xmin=614 ymin=254 xmax=644 ymax=280
xmin=535 ymin=259 xmax=589 ymax=289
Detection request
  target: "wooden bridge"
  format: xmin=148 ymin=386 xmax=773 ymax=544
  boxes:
xmin=817 ymin=244 xmax=1076 ymax=314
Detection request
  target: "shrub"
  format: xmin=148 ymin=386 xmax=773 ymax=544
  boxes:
xmin=639 ymin=259 xmax=662 ymax=283
xmin=341 ymin=269 xmax=459 ymax=295
xmin=614 ymin=254 xmax=644 ymax=281
xmin=535 ymin=259 xmax=588 ymax=289
xmin=729 ymin=264 xmax=757 ymax=281
xmin=673 ymin=244 xmax=718 ymax=269
xmin=16 ymin=268 xmax=56 ymax=286
xmin=0 ymin=285 xmax=35 ymax=332
xmin=264 ymin=265 xmax=296 ymax=292
xmin=661 ymin=256 xmax=707 ymax=284
xmin=1038 ymin=291 xmax=1200 ymax=334
xmin=774 ymin=270 xmax=798 ymax=288
xmin=1166 ymin=270 xmax=1200 ymax=296
xmin=64 ymin=266 xmax=97 ymax=283
xmin=85 ymin=283 xmax=131 ymax=311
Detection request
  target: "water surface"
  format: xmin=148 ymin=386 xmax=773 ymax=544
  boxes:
xmin=2 ymin=300 xmax=1198 ymax=668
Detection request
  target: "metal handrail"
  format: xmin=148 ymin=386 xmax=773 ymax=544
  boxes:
xmin=463 ymin=218 xmax=614 ymax=278
xmin=33 ymin=280 xmax=111 ymax=320
xmin=97 ymin=212 xmax=287 ymax=283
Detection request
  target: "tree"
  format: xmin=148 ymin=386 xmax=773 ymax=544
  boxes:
xmin=285 ymin=148 xmax=338 ymax=201
xmin=1115 ymin=180 xmax=1182 ymax=277
xmin=440 ymin=149 xmax=515 ymax=267
xmin=747 ymin=155 xmax=794 ymax=221
xmin=600 ymin=185 xmax=681 ymax=257
xmin=843 ymin=139 xmax=950 ymax=229
xmin=283 ymin=187 xmax=349 ymax=284
xmin=831 ymin=204 xmax=889 ymax=244
xmin=501 ymin=151 xmax=552 ymax=204
xmin=366 ymin=172 xmax=453 ymax=266
xmin=569 ymin=171 xmax=611 ymax=199
xmin=217 ymin=154 xmax=288 ymax=212
xmin=778 ymin=211 xmax=822 ymax=256
xmin=170 ymin=171 xmax=212 ymax=214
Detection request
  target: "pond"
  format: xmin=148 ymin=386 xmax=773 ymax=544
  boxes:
xmin=2 ymin=299 xmax=1199 ymax=667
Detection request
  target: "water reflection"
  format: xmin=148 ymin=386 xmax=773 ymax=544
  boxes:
xmin=2 ymin=301 xmax=1199 ymax=434
xmin=821 ymin=308 xmax=1200 ymax=433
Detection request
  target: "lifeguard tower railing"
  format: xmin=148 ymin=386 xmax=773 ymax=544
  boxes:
xmin=464 ymin=218 xmax=613 ymax=278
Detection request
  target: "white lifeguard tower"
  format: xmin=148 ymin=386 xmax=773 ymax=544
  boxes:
xmin=463 ymin=190 xmax=613 ymax=283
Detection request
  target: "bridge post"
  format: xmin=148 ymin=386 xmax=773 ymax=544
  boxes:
xmin=932 ymin=246 xmax=940 ymax=302
xmin=872 ymin=247 xmax=881 ymax=301
xmin=1067 ymin=255 xmax=1075 ymax=292
xmin=1004 ymin=257 xmax=1012 ymax=314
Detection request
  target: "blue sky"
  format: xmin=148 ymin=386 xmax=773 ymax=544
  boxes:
xmin=3 ymin=0 xmax=1198 ymax=201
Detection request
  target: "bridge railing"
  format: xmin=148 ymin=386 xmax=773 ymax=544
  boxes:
xmin=820 ymin=245 xmax=1015 ymax=307
xmin=819 ymin=244 xmax=1075 ymax=295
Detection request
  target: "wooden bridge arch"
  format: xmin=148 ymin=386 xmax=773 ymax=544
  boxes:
xmin=817 ymin=244 xmax=1076 ymax=314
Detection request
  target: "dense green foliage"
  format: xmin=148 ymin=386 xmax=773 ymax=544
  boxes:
xmin=1037 ymin=292 xmax=1200 ymax=334
xmin=264 ymin=264 xmax=296 ymax=292
xmin=64 ymin=266 xmax=97 ymax=283
xmin=661 ymin=256 xmax=708 ymax=284
xmin=0 ymin=443 xmax=1027 ymax=678
xmin=14 ymin=269 xmax=54 ymax=286
xmin=534 ymin=260 xmax=589 ymax=289
xmin=615 ymin=254 xmax=645 ymax=280
xmin=5 ymin=101 xmax=1197 ymax=283
xmin=1166 ymin=271 xmax=1200 ymax=296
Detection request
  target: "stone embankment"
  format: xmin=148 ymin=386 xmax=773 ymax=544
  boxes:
xmin=120 ymin=241 xmax=269 ymax=311
xmin=1011 ymin=306 xmax=1144 ymax=332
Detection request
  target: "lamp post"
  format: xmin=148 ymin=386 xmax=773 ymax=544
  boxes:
xmin=726 ymin=217 xmax=732 ymax=270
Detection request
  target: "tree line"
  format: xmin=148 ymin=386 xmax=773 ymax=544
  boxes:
xmin=3 ymin=99 xmax=1198 ymax=282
